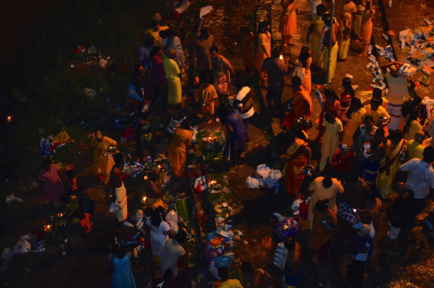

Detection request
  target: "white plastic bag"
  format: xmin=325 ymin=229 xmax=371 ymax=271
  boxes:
xmin=246 ymin=176 xmax=260 ymax=188
xmin=109 ymin=202 xmax=120 ymax=214
xmin=255 ymin=164 xmax=270 ymax=179
xmin=130 ymin=209 xmax=144 ymax=222
xmin=266 ymin=169 xmax=282 ymax=189
xmin=13 ymin=240 xmax=31 ymax=255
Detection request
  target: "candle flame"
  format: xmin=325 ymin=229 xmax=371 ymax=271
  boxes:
xmin=142 ymin=196 xmax=147 ymax=202
xmin=279 ymin=55 xmax=283 ymax=60
xmin=6 ymin=116 xmax=12 ymax=123
xmin=144 ymin=175 xmax=148 ymax=180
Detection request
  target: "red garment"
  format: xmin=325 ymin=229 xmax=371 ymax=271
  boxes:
xmin=69 ymin=177 xmax=77 ymax=191
xmin=339 ymin=91 xmax=352 ymax=119
xmin=331 ymin=149 xmax=353 ymax=172
xmin=79 ymin=213 xmax=93 ymax=234
xmin=151 ymin=55 xmax=167 ymax=86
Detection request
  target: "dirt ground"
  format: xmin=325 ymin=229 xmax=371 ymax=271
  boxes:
xmin=1 ymin=0 xmax=434 ymax=287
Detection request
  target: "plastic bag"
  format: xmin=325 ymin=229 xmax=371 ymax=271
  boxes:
xmin=109 ymin=202 xmax=120 ymax=213
xmin=246 ymin=176 xmax=260 ymax=188
xmin=13 ymin=240 xmax=31 ymax=255
xmin=130 ymin=209 xmax=144 ymax=222
xmin=214 ymin=253 xmax=234 ymax=268
xmin=165 ymin=209 xmax=179 ymax=233
xmin=204 ymin=242 xmax=223 ymax=263
xmin=266 ymin=169 xmax=282 ymax=189
xmin=274 ymin=217 xmax=299 ymax=241
xmin=255 ymin=164 xmax=270 ymax=179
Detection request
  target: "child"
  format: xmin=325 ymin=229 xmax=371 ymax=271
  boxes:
xmin=345 ymin=224 xmax=374 ymax=264
xmin=74 ymin=209 xmax=93 ymax=243
xmin=76 ymin=186 xmax=96 ymax=215
xmin=385 ymin=182 xmax=413 ymax=255
xmin=65 ymin=169 xmax=77 ymax=195
xmin=60 ymin=193 xmax=80 ymax=224
xmin=199 ymin=81 xmax=217 ymax=124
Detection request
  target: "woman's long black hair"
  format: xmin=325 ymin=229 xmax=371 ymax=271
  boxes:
xmin=345 ymin=97 xmax=362 ymax=120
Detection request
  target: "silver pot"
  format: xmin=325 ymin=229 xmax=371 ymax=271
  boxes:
xmin=399 ymin=150 xmax=409 ymax=163
xmin=303 ymin=164 xmax=315 ymax=176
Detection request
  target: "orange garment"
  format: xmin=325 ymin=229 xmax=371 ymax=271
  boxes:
xmin=309 ymin=208 xmax=337 ymax=251
xmin=79 ymin=213 xmax=92 ymax=234
xmin=281 ymin=90 xmax=313 ymax=130
xmin=284 ymin=138 xmax=309 ymax=194
xmin=199 ymin=83 xmax=218 ymax=115
xmin=242 ymin=33 xmax=256 ymax=70
xmin=360 ymin=9 xmax=373 ymax=45
xmin=255 ymin=31 xmax=271 ymax=72
xmin=280 ymin=1 xmax=297 ymax=37
xmin=168 ymin=128 xmax=193 ymax=177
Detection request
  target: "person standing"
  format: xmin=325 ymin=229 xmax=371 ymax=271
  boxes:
xmin=210 ymin=46 xmax=235 ymax=106
xmin=311 ymin=0 xmax=322 ymax=18
xmin=309 ymin=200 xmax=338 ymax=263
xmin=281 ymin=237 xmax=303 ymax=287
xmin=404 ymin=109 xmax=423 ymax=141
xmin=90 ymin=131 xmax=117 ymax=185
xmin=378 ymin=130 xmax=406 ymax=199
xmin=138 ymin=38 xmax=154 ymax=81
xmin=342 ymin=97 xmax=366 ymax=147
xmin=346 ymin=224 xmax=372 ymax=288
xmin=352 ymin=115 xmax=378 ymax=164
xmin=320 ymin=13 xmax=341 ymax=84
xmin=399 ymin=146 xmax=434 ymax=225
xmin=163 ymin=49 xmax=182 ymax=109
xmin=319 ymin=112 xmax=343 ymax=172
xmin=110 ymin=153 xmax=128 ymax=222
xmin=168 ymin=120 xmax=194 ymax=178
xmin=339 ymin=77 xmax=356 ymax=118
xmin=308 ymin=176 xmax=344 ymax=229
xmin=284 ymin=133 xmax=312 ymax=194
xmin=366 ymin=98 xmax=390 ymax=136
xmin=129 ymin=64 xmax=151 ymax=111
xmin=166 ymin=30 xmax=185 ymax=69
xmin=146 ymin=206 xmax=175 ymax=262
xmin=359 ymin=0 xmax=375 ymax=57
xmin=150 ymin=46 xmax=167 ymax=101
xmin=199 ymin=81 xmax=218 ymax=124
xmin=341 ymin=0 xmax=357 ymax=24
xmin=281 ymin=76 xmax=313 ymax=131
xmin=262 ymin=47 xmax=289 ymax=114
xmin=159 ymin=230 xmax=187 ymax=277
xmin=221 ymin=105 xmax=248 ymax=163
xmin=407 ymin=131 xmax=425 ymax=160
xmin=331 ymin=144 xmax=354 ymax=180
xmin=146 ymin=20 xmax=169 ymax=49
xmin=111 ymin=245 xmax=137 ymax=288
xmin=339 ymin=12 xmax=352 ymax=62
xmin=39 ymin=160 xmax=65 ymax=206
xmin=280 ymin=0 xmax=297 ymax=46
xmin=353 ymin=0 xmax=364 ymax=40
xmin=380 ymin=62 xmax=416 ymax=130
xmin=306 ymin=4 xmax=327 ymax=69
xmin=297 ymin=46 xmax=312 ymax=94
xmin=359 ymin=128 xmax=385 ymax=192
xmin=192 ymin=29 xmax=215 ymax=84
xmin=256 ymin=21 xmax=272 ymax=80
xmin=240 ymin=27 xmax=257 ymax=74
xmin=234 ymin=86 xmax=255 ymax=130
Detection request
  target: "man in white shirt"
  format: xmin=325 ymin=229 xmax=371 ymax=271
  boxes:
xmin=399 ymin=146 xmax=434 ymax=225
xmin=159 ymin=229 xmax=187 ymax=277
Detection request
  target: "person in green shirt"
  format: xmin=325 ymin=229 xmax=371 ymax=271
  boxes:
xmin=218 ymin=266 xmax=243 ymax=288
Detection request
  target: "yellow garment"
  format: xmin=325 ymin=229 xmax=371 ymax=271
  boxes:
xmin=407 ymin=140 xmax=425 ymax=160
xmin=378 ymin=139 xmax=405 ymax=199
xmin=353 ymin=5 xmax=364 ymax=39
xmin=342 ymin=107 xmax=367 ymax=147
xmin=302 ymin=57 xmax=312 ymax=94
xmin=168 ymin=128 xmax=193 ymax=177
xmin=90 ymin=136 xmax=117 ymax=178
xmin=145 ymin=26 xmax=169 ymax=48
xmin=320 ymin=118 xmax=343 ymax=171
xmin=66 ymin=195 xmax=79 ymax=212
xmin=255 ymin=31 xmax=271 ymax=71
xmin=310 ymin=13 xmax=325 ymax=69
xmin=220 ymin=279 xmax=243 ymax=288
xmin=404 ymin=120 xmax=423 ymax=141
xmin=308 ymin=177 xmax=344 ymax=229
xmin=163 ymin=57 xmax=182 ymax=106
xmin=366 ymin=105 xmax=390 ymax=126
xmin=52 ymin=131 xmax=72 ymax=144
xmin=323 ymin=42 xmax=339 ymax=84
xmin=338 ymin=38 xmax=350 ymax=60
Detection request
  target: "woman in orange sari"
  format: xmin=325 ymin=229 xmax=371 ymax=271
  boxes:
xmin=168 ymin=121 xmax=194 ymax=178
xmin=281 ymin=76 xmax=313 ymax=131
xmin=280 ymin=0 xmax=297 ymax=46
xmin=359 ymin=0 xmax=375 ymax=57
xmin=284 ymin=134 xmax=312 ymax=194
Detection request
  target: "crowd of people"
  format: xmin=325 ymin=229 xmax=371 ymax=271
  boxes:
xmin=35 ymin=1 xmax=434 ymax=287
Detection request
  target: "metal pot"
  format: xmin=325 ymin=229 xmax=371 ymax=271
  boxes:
xmin=303 ymin=164 xmax=315 ymax=176
xmin=399 ymin=150 xmax=409 ymax=163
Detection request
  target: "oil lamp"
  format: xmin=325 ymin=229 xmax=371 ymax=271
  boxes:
xmin=6 ymin=116 xmax=12 ymax=123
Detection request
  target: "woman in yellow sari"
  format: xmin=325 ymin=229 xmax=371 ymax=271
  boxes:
xmin=342 ymin=97 xmax=366 ymax=147
xmin=284 ymin=134 xmax=312 ymax=195
xmin=353 ymin=0 xmax=364 ymax=40
xmin=90 ymin=131 xmax=117 ymax=185
xmin=306 ymin=4 xmax=327 ymax=69
xmin=377 ymin=131 xmax=406 ymax=199
xmin=168 ymin=121 xmax=194 ymax=178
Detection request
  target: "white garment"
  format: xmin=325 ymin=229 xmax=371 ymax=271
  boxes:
xmin=387 ymin=221 xmax=401 ymax=240
xmin=400 ymin=158 xmax=434 ymax=199
xmin=385 ymin=71 xmax=408 ymax=105
xmin=167 ymin=36 xmax=185 ymax=67
xmin=235 ymin=86 xmax=254 ymax=119
xmin=160 ymin=239 xmax=185 ymax=277
xmin=386 ymin=104 xmax=402 ymax=131
xmin=146 ymin=218 xmax=170 ymax=256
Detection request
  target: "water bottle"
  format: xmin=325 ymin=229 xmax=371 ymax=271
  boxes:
xmin=126 ymin=240 xmax=137 ymax=245
xmin=132 ymin=232 xmax=141 ymax=240
xmin=425 ymin=219 xmax=434 ymax=230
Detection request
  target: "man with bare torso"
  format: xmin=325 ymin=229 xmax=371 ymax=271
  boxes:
xmin=110 ymin=153 xmax=128 ymax=222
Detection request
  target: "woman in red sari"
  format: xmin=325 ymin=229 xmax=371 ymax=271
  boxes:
xmin=284 ymin=133 xmax=312 ymax=194
xmin=317 ymin=88 xmax=340 ymax=136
